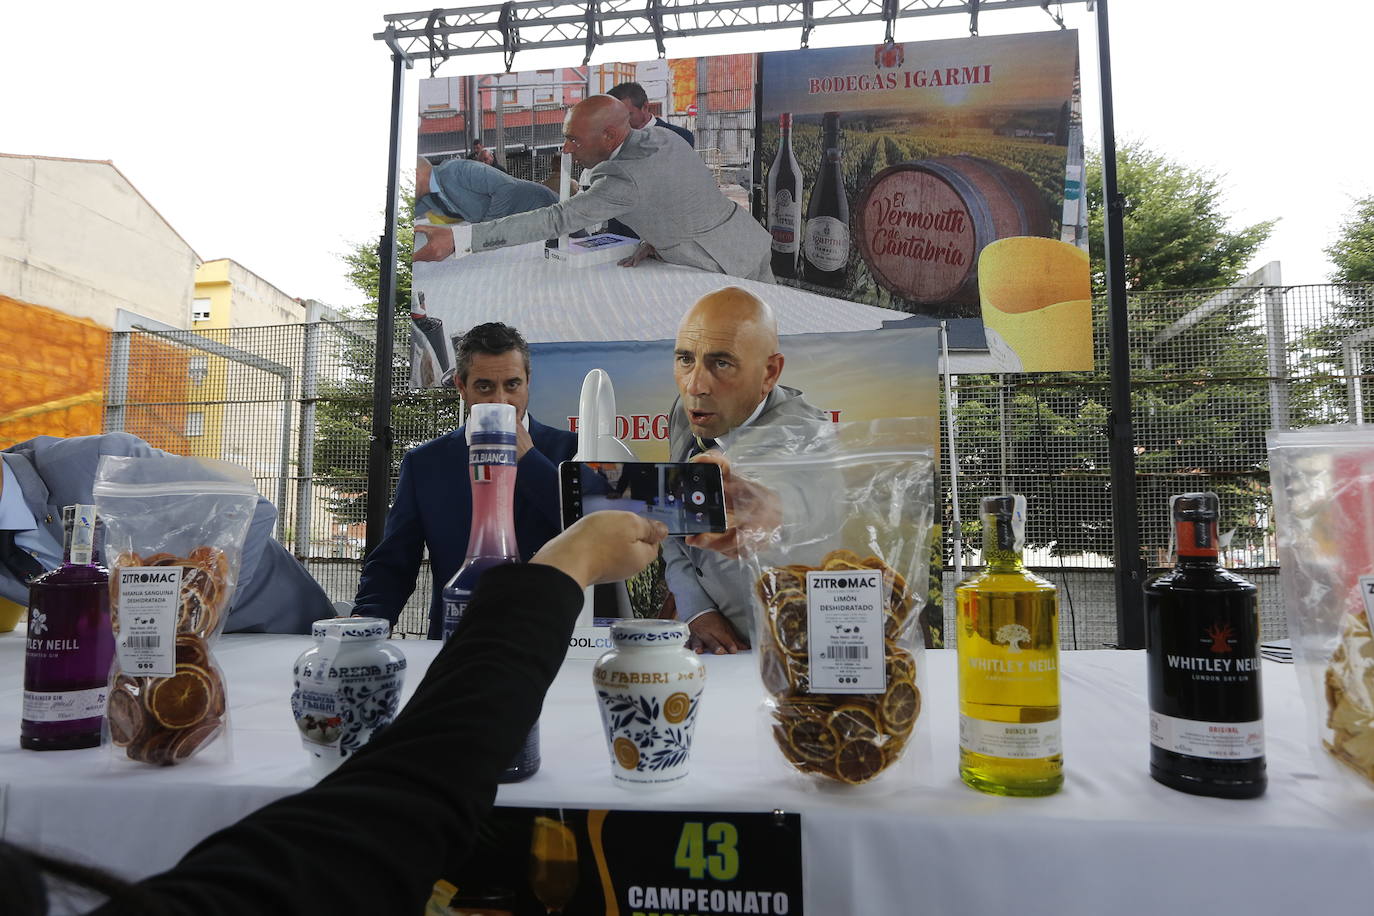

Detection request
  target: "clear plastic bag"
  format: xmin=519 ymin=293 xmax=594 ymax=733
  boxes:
xmin=92 ymin=455 xmax=259 ymax=766
xmin=731 ymin=416 xmax=936 ymax=787
xmin=1268 ymin=426 xmax=1374 ymax=791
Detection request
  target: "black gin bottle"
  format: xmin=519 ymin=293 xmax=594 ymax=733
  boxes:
xmin=1144 ymin=492 xmax=1265 ymax=798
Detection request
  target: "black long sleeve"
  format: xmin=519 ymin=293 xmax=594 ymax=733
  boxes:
xmin=93 ymin=563 xmax=583 ymax=915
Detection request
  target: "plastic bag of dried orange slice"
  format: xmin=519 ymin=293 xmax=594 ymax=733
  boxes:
xmin=727 ymin=417 xmax=937 ymax=788
xmin=93 ymin=455 xmax=259 ymax=766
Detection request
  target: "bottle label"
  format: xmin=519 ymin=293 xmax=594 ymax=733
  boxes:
xmin=114 ymin=566 xmax=182 ymax=677
xmin=806 ymin=569 xmax=884 ymax=694
xmin=804 ymin=216 xmax=849 ymax=272
xmin=770 ymin=190 xmax=800 ymax=252
xmin=442 ymin=589 xmax=472 ymax=642
xmin=1358 ymin=574 xmax=1374 ymax=627
xmin=1150 ymin=711 xmax=1264 ymax=760
xmin=960 ymin=715 xmax=1062 ymax=759
xmin=23 ymin=685 xmax=108 ymax=722
xmin=71 ymin=504 xmax=96 ymax=566
xmin=470 ymin=444 xmax=517 ymax=471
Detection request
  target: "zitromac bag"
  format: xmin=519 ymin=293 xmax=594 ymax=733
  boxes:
xmin=731 ymin=416 xmax=936 ymax=788
xmin=93 ymin=455 xmax=258 ymax=766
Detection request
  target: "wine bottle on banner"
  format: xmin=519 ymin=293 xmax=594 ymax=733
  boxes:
xmin=440 ymin=402 xmax=539 ymax=782
xmin=1144 ymin=492 xmax=1265 ymax=798
xmin=955 ymin=495 xmax=1063 ymax=796
xmin=767 ymin=112 xmax=803 ymax=279
xmin=802 ymin=111 xmax=850 ymax=289
xmin=21 ymin=505 xmax=115 ymax=750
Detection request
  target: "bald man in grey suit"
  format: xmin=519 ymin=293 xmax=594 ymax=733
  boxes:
xmin=437 ymin=95 xmax=773 ymax=283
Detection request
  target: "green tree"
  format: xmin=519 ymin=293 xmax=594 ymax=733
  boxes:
xmin=1327 ymin=194 xmax=1374 ymax=282
xmin=1086 ymin=140 xmax=1275 ymax=291
xmin=313 ymin=189 xmax=464 ymax=532
xmin=953 ymin=143 xmax=1277 ymax=564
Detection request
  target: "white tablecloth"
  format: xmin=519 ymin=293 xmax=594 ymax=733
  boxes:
xmin=2 ymin=630 xmax=1372 ymax=914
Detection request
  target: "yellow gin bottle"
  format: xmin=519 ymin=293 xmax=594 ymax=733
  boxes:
xmin=956 ymin=494 xmax=1063 ymax=795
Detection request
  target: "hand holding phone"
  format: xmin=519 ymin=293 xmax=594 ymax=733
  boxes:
xmin=559 ymin=461 xmax=727 ymax=536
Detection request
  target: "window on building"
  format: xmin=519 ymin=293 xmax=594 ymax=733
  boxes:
xmin=192 ymin=298 xmax=212 ymax=322
xmin=502 ymin=89 xmax=518 ymax=105
xmin=185 ymin=412 xmax=205 ymax=437
xmin=188 ymin=356 xmax=209 ymax=384
xmin=536 ymin=83 xmax=555 ymax=103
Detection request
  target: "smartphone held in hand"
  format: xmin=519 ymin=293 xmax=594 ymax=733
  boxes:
xmin=559 ymin=461 xmax=727 ymax=536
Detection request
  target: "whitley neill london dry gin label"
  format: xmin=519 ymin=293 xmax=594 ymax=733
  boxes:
xmin=1144 ymin=492 xmax=1265 ymax=798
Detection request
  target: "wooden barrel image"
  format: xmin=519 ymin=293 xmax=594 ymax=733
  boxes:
xmin=855 ymin=155 xmax=1053 ymax=306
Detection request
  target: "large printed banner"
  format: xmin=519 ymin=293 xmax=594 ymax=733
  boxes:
xmin=759 ymin=32 xmax=1091 ymax=370
xmin=409 ymin=29 xmax=1089 ymax=387
xmin=527 ymin=326 xmax=939 ymax=461
xmin=442 ymin=807 xmax=804 ymax=915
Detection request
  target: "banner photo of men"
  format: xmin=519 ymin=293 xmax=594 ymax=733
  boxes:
xmin=410 ymin=56 xmax=765 ymax=389
xmin=758 ymin=31 xmax=1092 ymax=371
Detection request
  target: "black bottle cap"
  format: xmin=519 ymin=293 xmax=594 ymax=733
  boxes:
xmin=1171 ymin=492 xmax=1219 ymax=523
xmin=981 ymin=495 xmax=1020 ymax=518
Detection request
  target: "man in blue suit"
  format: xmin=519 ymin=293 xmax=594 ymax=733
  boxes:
xmin=0 ymin=432 xmax=333 ymax=633
xmin=352 ymin=322 xmax=577 ymax=638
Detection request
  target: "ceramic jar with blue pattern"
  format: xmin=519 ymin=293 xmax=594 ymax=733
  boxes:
xmin=291 ymin=617 xmax=407 ymax=777
xmin=593 ymin=619 xmax=705 ymax=789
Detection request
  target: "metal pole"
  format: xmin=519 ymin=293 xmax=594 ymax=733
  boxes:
xmin=366 ymin=51 xmax=407 ymax=557
xmin=1096 ymin=0 xmax=1146 ymax=648
xmin=1260 ymin=262 xmax=1290 ymax=431
xmin=105 ymin=332 xmax=130 ymax=433
xmin=276 ymin=372 xmax=293 ymax=541
xmin=296 ymin=306 xmax=323 ymax=557
xmin=941 ymin=322 xmax=964 ymax=582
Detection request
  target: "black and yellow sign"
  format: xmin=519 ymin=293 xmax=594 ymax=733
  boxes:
xmin=447 ymin=807 xmax=803 ymax=916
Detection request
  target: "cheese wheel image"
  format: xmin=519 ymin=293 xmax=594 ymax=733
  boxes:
xmin=977 ymin=237 xmax=1093 ymax=372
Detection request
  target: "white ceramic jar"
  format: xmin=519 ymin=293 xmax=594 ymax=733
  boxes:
xmin=592 ymin=619 xmax=706 ymax=789
xmin=291 ymin=617 xmax=407 ymax=777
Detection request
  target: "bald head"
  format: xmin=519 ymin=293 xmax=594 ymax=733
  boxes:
xmin=673 ymin=288 xmax=784 ymax=440
xmin=562 ymin=95 xmax=632 ymax=168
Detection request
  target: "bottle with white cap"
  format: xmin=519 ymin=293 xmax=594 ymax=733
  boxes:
xmin=440 ymin=401 xmax=538 ymax=781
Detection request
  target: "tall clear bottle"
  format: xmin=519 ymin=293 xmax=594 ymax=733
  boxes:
xmin=440 ymin=402 xmax=539 ymax=781
xmin=1144 ymin=492 xmax=1265 ymax=798
xmin=801 ymin=111 xmax=850 ymax=289
xmin=21 ymin=505 xmax=115 ymax=750
xmin=956 ymin=495 xmax=1063 ymax=796
xmin=767 ymin=112 xmax=803 ymax=279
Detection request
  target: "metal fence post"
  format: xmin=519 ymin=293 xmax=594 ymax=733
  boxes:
xmin=295 ymin=306 xmax=323 ymax=557
xmin=1260 ymin=262 xmax=1290 ymax=431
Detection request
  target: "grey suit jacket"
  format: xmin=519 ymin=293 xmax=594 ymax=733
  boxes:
xmin=661 ymin=385 xmax=830 ymax=639
xmin=0 ymin=434 xmax=332 ymax=633
xmin=471 ymin=126 xmax=774 ymax=283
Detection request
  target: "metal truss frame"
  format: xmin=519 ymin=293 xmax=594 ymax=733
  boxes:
xmin=376 ymin=1 xmax=1086 ymax=70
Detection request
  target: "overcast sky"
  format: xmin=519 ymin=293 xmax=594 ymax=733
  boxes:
xmin=3 ymin=1 xmax=1367 ymax=312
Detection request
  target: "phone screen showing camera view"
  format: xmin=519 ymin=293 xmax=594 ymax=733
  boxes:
xmin=568 ymin=462 xmax=726 ymax=535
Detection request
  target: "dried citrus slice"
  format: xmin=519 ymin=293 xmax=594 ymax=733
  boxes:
xmin=830 ymin=704 xmax=881 ymax=742
xmin=772 ymin=589 xmax=808 ymax=657
xmin=835 ymin=738 xmax=886 ymax=784
xmin=784 ymin=655 xmax=811 ymax=695
xmin=881 ymin=680 xmax=921 ymax=733
xmin=613 ymin=736 xmax=639 ymax=770
xmin=107 ymin=684 xmax=146 ymax=747
xmin=821 ymin=549 xmax=864 ymax=569
xmin=886 ymin=647 xmax=917 ymax=685
xmin=756 ymin=566 xmax=808 ymax=607
xmin=175 ymin=634 xmax=209 ymax=668
xmin=170 ymin=716 xmax=223 ymax=762
xmin=128 ymin=728 xmax=179 ymax=766
xmin=147 ymin=666 xmax=214 ymax=729
xmin=760 ymin=644 xmax=792 ymax=696
xmin=786 ymin=716 xmax=840 ymax=764
xmin=663 ymin=691 xmax=691 ymax=724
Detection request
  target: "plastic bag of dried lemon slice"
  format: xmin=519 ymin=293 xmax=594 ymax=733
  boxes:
xmin=92 ymin=455 xmax=258 ymax=767
xmin=1269 ymin=427 xmax=1374 ymax=792
xmin=727 ymin=417 xmax=937 ymax=787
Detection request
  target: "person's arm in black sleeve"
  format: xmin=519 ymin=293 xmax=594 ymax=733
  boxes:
xmin=99 ymin=563 xmax=582 ymax=916
xmin=351 ymin=452 xmax=425 ymax=624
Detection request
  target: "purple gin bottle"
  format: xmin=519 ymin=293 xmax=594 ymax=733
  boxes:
xmin=441 ymin=402 xmax=538 ymax=781
xmin=21 ymin=505 xmax=115 ymax=750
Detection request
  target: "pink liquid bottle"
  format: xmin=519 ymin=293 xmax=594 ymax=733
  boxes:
xmin=21 ymin=505 xmax=115 ymax=750
xmin=441 ymin=402 xmax=538 ymax=780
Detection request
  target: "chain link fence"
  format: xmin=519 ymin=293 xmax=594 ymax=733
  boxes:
xmin=104 ymin=280 xmax=1374 ymax=644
